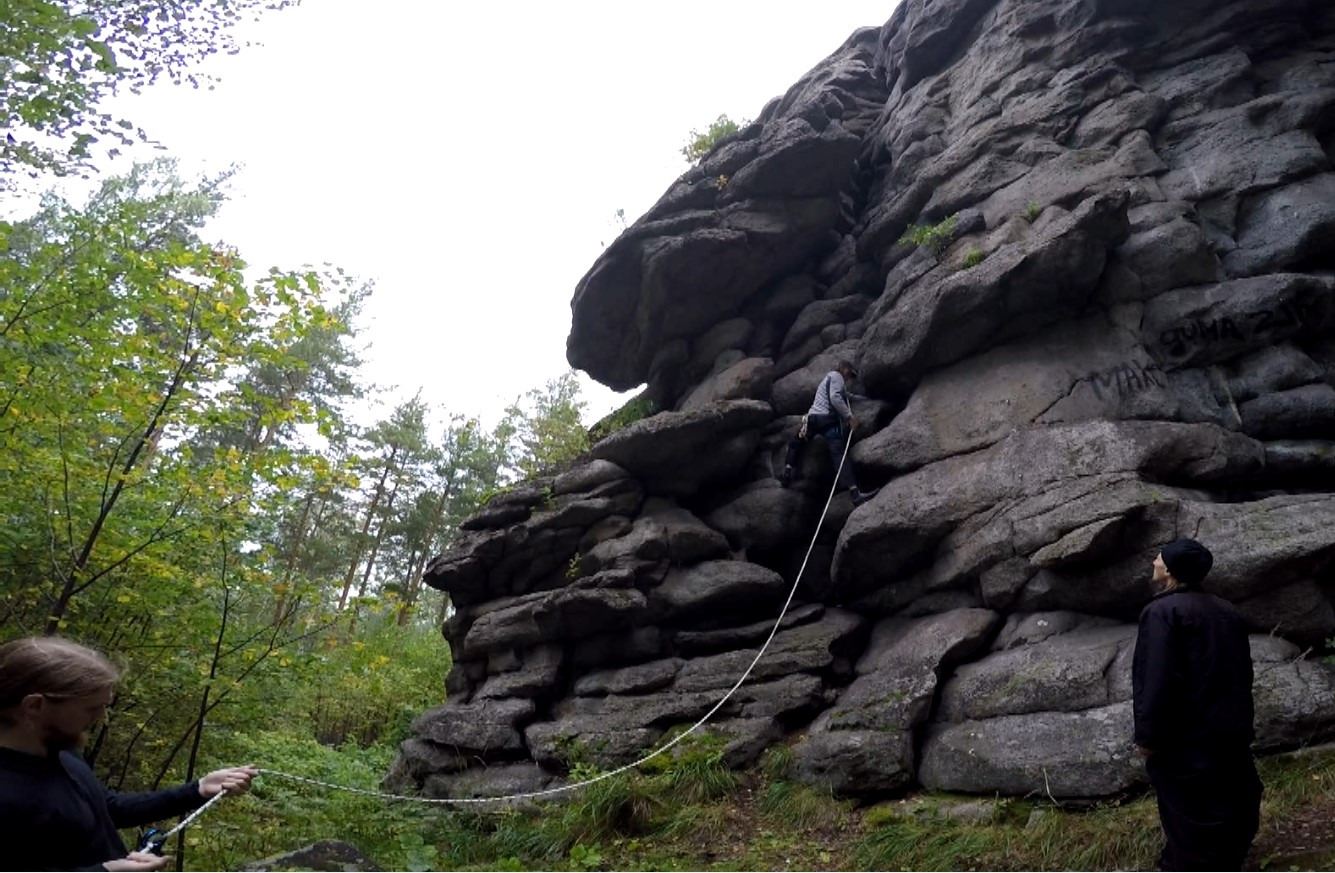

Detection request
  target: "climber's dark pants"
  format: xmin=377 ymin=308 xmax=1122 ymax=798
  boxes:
xmin=785 ymin=415 xmax=855 ymax=491
xmin=1147 ymin=747 xmax=1262 ymax=871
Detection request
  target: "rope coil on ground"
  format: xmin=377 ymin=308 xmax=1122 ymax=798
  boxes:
xmin=252 ymin=438 xmax=855 ymax=806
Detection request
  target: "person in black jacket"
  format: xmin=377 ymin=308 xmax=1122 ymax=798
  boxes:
xmin=0 ymin=637 xmax=257 ymax=872
xmin=1132 ymin=538 xmax=1263 ymax=871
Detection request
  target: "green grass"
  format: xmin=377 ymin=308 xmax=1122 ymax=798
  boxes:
xmin=183 ymin=739 xmax=1335 ymax=871
xmin=853 ymin=795 xmax=1160 ymax=871
xmin=759 ymin=744 xmax=793 ymax=780
xmin=759 ymin=780 xmax=849 ymax=831
xmin=855 ymin=818 xmax=1001 ymax=871
xmin=661 ymin=802 xmax=730 ymax=839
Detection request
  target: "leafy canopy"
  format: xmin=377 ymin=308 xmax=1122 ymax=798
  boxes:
xmin=1 ymin=0 xmax=298 ymax=179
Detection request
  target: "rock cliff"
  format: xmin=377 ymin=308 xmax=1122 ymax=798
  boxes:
xmin=391 ymin=0 xmax=1335 ymax=800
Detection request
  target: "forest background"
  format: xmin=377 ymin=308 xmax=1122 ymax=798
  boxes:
xmin=0 ymin=1 xmax=617 ymax=868
xmin=9 ymin=4 xmax=1335 ymax=872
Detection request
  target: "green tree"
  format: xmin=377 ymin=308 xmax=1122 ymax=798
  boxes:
xmin=335 ymin=396 xmax=432 ymax=613
xmin=498 ymin=370 xmax=590 ymax=480
xmin=385 ymin=414 xmax=510 ymax=624
xmin=199 ymin=278 xmax=370 ymax=455
xmin=0 ymin=161 xmax=391 ymax=841
xmin=0 ymin=162 xmax=365 ymax=634
xmin=1 ymin=0 xmax=298 ymax=179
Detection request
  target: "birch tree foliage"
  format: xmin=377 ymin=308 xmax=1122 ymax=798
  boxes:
xmin=1 ymin=0 xmax=298 ymax=179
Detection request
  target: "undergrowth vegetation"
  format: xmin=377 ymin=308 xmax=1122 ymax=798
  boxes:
xmin=175 ymin=738 xmax=1335 ymax=871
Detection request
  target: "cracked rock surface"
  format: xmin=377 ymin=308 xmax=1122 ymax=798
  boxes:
xmin=391 ymin=0 xmax=1335 ymax=800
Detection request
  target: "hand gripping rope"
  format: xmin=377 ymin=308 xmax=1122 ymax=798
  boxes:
xmin=213 ymin=435 xmax=855 ymax=815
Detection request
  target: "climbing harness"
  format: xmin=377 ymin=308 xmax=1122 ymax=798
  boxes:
xmin=189 ymin=440 xmax=856 ymax=813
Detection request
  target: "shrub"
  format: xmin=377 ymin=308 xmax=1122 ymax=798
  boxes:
xmin=681 ymin=114 xmax=747 ymax=164
xmin=962 ymin=249 xmax=985 ymax=269
xmin=898 ymin=214 xmax=958 ymax=255
xmin=1024 ymin=201 xmax=1043 ymax=221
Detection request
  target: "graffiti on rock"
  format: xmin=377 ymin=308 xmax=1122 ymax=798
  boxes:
xmin=1158 ymin=301 xmax=1319 ymax=359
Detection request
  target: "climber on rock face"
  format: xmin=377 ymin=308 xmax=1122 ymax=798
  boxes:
xmin=780 ymin=359 xmax=874 ymax=506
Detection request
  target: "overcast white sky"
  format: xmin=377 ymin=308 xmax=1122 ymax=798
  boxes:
xmin=75 ymin=1 xmax=897 ymax=428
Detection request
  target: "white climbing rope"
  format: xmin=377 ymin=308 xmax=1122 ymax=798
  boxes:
xmin=141 ymin=788 xmax=229 ymax=850
xmin=253 ymin=437 xmax=857 ymax=806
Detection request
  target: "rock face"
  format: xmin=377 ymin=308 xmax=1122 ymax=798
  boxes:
xmin=395 ymin=0 xmax=1335 ymax=801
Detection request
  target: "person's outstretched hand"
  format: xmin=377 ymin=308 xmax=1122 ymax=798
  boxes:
xmin=199 ymin=764 xmax=259 ymax=798
xmin=104 ymin=851 xmax=171 ymax=871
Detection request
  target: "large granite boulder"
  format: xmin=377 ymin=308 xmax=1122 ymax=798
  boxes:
xmin=918 ymin=703 xmax=1143 ymax=797
xmin=918 ymin=626 xmax=1335 ymax=797
xmin=567 ymin=28 xmax=888 ymax=390
xmin=790 ymin=609 xmax=1000 ymax=794
xmin=399 ymin=0 xmax=1335 ymax=803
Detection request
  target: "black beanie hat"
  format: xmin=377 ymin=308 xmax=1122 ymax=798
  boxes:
xmin=1160 ymin=538 xmax=1213 ymax=587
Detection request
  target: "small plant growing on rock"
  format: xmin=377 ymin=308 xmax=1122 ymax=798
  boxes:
xmin=556 ymin=735 xmax=594 ymax=772
xmin=898 ymin=214 xmax=958 ymax=255
xmin=681 ymin=113 xmax=748 ymax=164
xmin=1024 ymin=201 xmax=1043 ymax=222
xmin=568 ymin=760 xmax=603 ymax=783
xmin=589 ymin=393 xmax=658 ymax=443
xmin=962 ymin=249 xmax=985 ymax=269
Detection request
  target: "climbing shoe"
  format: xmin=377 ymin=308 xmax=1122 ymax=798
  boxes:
xmin=780 ymin=465 xmax=794 ymax=487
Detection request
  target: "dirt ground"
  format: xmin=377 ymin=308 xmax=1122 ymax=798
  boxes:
xmin=1248 ymin=793 xmax=1335 ymax=870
